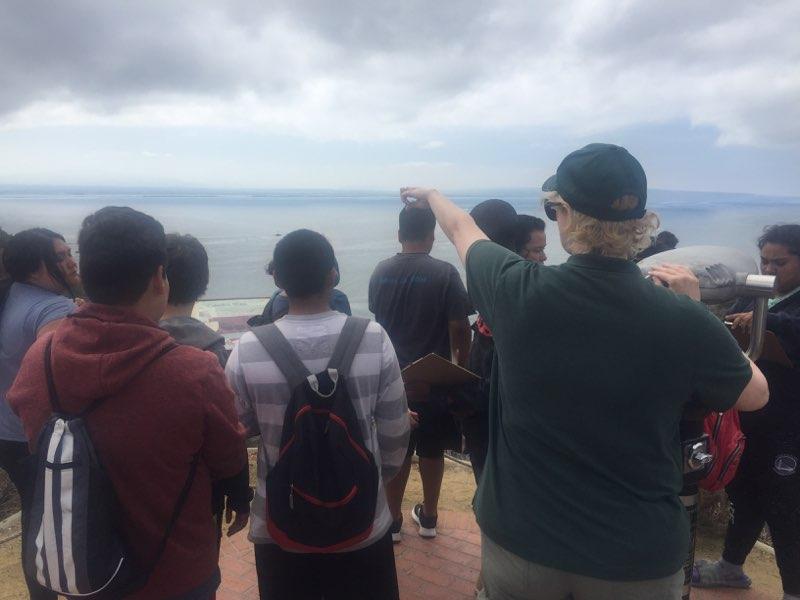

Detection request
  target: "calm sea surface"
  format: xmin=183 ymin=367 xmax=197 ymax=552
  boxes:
xmin=1 ymin=187 xmax=799 ymax=316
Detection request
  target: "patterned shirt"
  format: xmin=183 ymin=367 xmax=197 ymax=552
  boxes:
xmin=225 ymin=311 xmax=409 ymax=548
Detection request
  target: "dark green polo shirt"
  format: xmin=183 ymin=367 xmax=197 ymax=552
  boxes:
xmin=467 ymin=241 xmax=752 ymax=581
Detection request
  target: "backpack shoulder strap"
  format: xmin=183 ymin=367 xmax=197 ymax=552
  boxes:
xmin=250 ymin=324 xmax=311 ymax=389
xmin=146 ymin=453 xmax=199 ymax=575
xmin=43 ymin=337 xmax=62 ymax=413
xmin=327 ymin=317 xmax=371 ymax=377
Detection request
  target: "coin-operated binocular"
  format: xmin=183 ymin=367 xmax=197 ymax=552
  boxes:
xmin=639 ymin=246 xmax=775 ymax=600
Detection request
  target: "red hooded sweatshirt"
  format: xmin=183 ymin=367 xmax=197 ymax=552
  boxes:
xmin=9 ymin=304 xmax=246 ymax=599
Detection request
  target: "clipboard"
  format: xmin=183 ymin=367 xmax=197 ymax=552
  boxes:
xmin=728 ymin=328 xmax=793 ymax=368
xmin=401 ymin=353 xmax=480 ymax=386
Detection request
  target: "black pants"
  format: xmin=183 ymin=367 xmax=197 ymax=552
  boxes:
xmin=254 ymin=530 xmax=399 ymax=600
xmin=0 ymin=439 xmax=58 ymax=600
xmin=460 ymin=412 xmax=488 ymax=486
xmin=722 ymin=449 xmax=800 ymax=595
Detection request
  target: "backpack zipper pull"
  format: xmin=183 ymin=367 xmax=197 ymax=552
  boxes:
xmin=289 ymin=485 xmax=294 ymax=510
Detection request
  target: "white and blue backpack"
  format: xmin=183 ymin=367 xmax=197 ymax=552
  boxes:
xmin=22 ymin=338 xmax=195 ymax=599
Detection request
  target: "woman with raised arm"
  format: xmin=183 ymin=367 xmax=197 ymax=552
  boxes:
xmin=401 ymin=143 xmax=769 ymax=600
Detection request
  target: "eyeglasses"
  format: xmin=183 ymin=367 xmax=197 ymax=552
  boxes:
xmin=543 ymin=201 xmax=561 ymax=222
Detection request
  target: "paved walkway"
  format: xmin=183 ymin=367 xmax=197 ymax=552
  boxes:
xmin=216 ymin=510 xmax=773 ymax=600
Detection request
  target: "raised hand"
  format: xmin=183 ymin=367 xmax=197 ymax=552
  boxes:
xmin=649 ymin=263 xmax=701 ymax=301
xmin=400 ymin=187 xmax=437 ymax=209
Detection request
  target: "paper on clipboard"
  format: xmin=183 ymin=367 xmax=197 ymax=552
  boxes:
xmin=728 ymin=327 xmax=793 ymax=368
xmin=401 ymin=353 xmax=480 ymax=386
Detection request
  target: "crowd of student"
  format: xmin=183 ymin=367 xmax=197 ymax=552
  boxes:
xmin=0 ymin=142 xmax=797 ymax=600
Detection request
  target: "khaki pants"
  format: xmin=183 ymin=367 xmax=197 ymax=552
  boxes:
xmin=482 ymin=534 xmax=683 ymax=600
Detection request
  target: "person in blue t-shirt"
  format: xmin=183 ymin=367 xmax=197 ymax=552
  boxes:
xmin=0 ymin=228 xmax=79 ymax=600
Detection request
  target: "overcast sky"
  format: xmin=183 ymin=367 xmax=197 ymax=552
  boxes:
xmin=0 ymin=0 xmax=798 ymax=195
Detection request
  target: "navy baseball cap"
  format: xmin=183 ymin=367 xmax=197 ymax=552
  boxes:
xmin=542 ymin=143 xmax=647 ymax=221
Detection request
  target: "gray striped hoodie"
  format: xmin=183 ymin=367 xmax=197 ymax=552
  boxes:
xmin=225 ymin=311 xmax=410 ymax=550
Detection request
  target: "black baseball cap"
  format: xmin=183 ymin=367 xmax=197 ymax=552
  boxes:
xmin=470 ymin=199 xmax=518 ymax=250
xmin=542 ymin=143 xmax=647 ymax=221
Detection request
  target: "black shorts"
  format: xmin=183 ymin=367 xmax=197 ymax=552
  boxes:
xmin=406 ymin=395 xmax=460 ymax=460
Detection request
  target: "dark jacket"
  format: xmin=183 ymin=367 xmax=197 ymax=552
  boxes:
xmin=159 ymin=316 xmax=252 ymax=519
xmin=730 ymin=292 xmax=800 ymax=453
xmin=160 ymin=315 xmax=229 ymax=367
xmin=464 ymin=321 xmax=495 ymax=416
xmin=248 ymin=289 xmax=352 ymax=328
xmin=9 ymin=304 xmax=247 ymax=599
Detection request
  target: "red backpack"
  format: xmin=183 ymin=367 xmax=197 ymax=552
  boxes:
xmin=699 ymin=410 xmax=746 ymax=492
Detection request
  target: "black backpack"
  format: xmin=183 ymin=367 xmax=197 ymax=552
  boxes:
xmin=251 ymin=317 xmax=379 ymax=553
xmin=23 ymin=338 xmax=196 ymax=599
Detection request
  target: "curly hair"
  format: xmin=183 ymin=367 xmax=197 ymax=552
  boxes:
xmin=546 ymin=192 xmax=659 ymax=260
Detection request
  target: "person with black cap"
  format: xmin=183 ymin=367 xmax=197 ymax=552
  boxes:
xmin=400 ymin=142 xmax=769 ymax=600
xmin=460 ymin=199 xmax=530 ymax=600
xmin=460 ymin=198 xmax=525 ymax=486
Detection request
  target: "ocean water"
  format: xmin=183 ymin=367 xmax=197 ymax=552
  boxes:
xmin=1 ymin=187 xmax=799 ymax=316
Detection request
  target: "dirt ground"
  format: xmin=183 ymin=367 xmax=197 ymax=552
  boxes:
xmin=0 ymin=471 xmax=20 ymax=523
xmin=0 ymin=457 xmax=783 ymax=600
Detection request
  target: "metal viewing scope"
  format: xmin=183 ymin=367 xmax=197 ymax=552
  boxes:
xmin=639 ymin=245 xmax=776 ymax=360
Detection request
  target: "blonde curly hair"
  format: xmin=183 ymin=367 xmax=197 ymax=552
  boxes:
xmin=545 ymin=192 xmax=659 ymax=260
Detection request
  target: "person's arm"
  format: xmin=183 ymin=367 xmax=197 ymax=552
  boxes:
xmin=400 ymin=188 xmax=487 ymax=265
xmin=734 ymin=357 xmax=769 ymax=411
xmin=444 ymin=264 xmax=473 ymax=367
xmin=654 ymin=265 xmax=768 ymax=412
xmin=34 ymin=297 xmax=75 ymax=338
xmin=374 ymin=328 xmax=410 ymax=482
xmin=448 ymin=318 xmax=471 ymax=367
xmin=202 ymin=356 xmax=250 ymax=535
xmin=225 ymin=342 xmax=261 ymax=438
xmin=200 ymin=358 xmax=248 ymax=480
xmin=216 ymin=462 xmax=254 ymax=537
xmin=687 ymin=303 xmax=768 ymax=414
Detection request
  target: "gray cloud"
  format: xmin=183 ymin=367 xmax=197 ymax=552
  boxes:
xmin=0 ymin=0 xmax=797 ymax=146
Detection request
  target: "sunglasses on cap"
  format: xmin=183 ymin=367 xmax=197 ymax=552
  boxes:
xmin=543 ymin=201 xmax=561 ymax=222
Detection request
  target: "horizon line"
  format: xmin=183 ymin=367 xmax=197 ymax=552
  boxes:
xmin=0 ymin=182 xmax=799 ymax=200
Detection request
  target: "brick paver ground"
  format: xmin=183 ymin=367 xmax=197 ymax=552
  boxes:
xmin=216 ymin=510 xmax=774 ymax=600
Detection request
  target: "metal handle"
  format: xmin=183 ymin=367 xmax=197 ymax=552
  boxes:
xmin=746 ymin=296 xmax=769 ymax=361
xmin=734 ymin=273 xmax=776 ymax=298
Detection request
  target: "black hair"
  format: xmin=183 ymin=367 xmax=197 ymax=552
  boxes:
xmin=3 ymin=228 xmax=66 ymax=284
xmin=514 ymin=215 xmax=545 ymax=252
xmin=399 ymin=206 xmax=436 ymax=242
xmin=758 ymin=224 xmax=800 ymax=256
xmin=470 ymin=199 xmax=518 ymax=250
xmin=272 ymin=229 xmax=336 ymax=298
xmin=655 ymin=231 xmax=679 ymax=249
xmin=165 ymin=233 xmax=209 ymax=305
xmin=0 ymin=227 xmax=12 ymax=278
xmin=78 ymin=206 xmax=166 ymax=305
